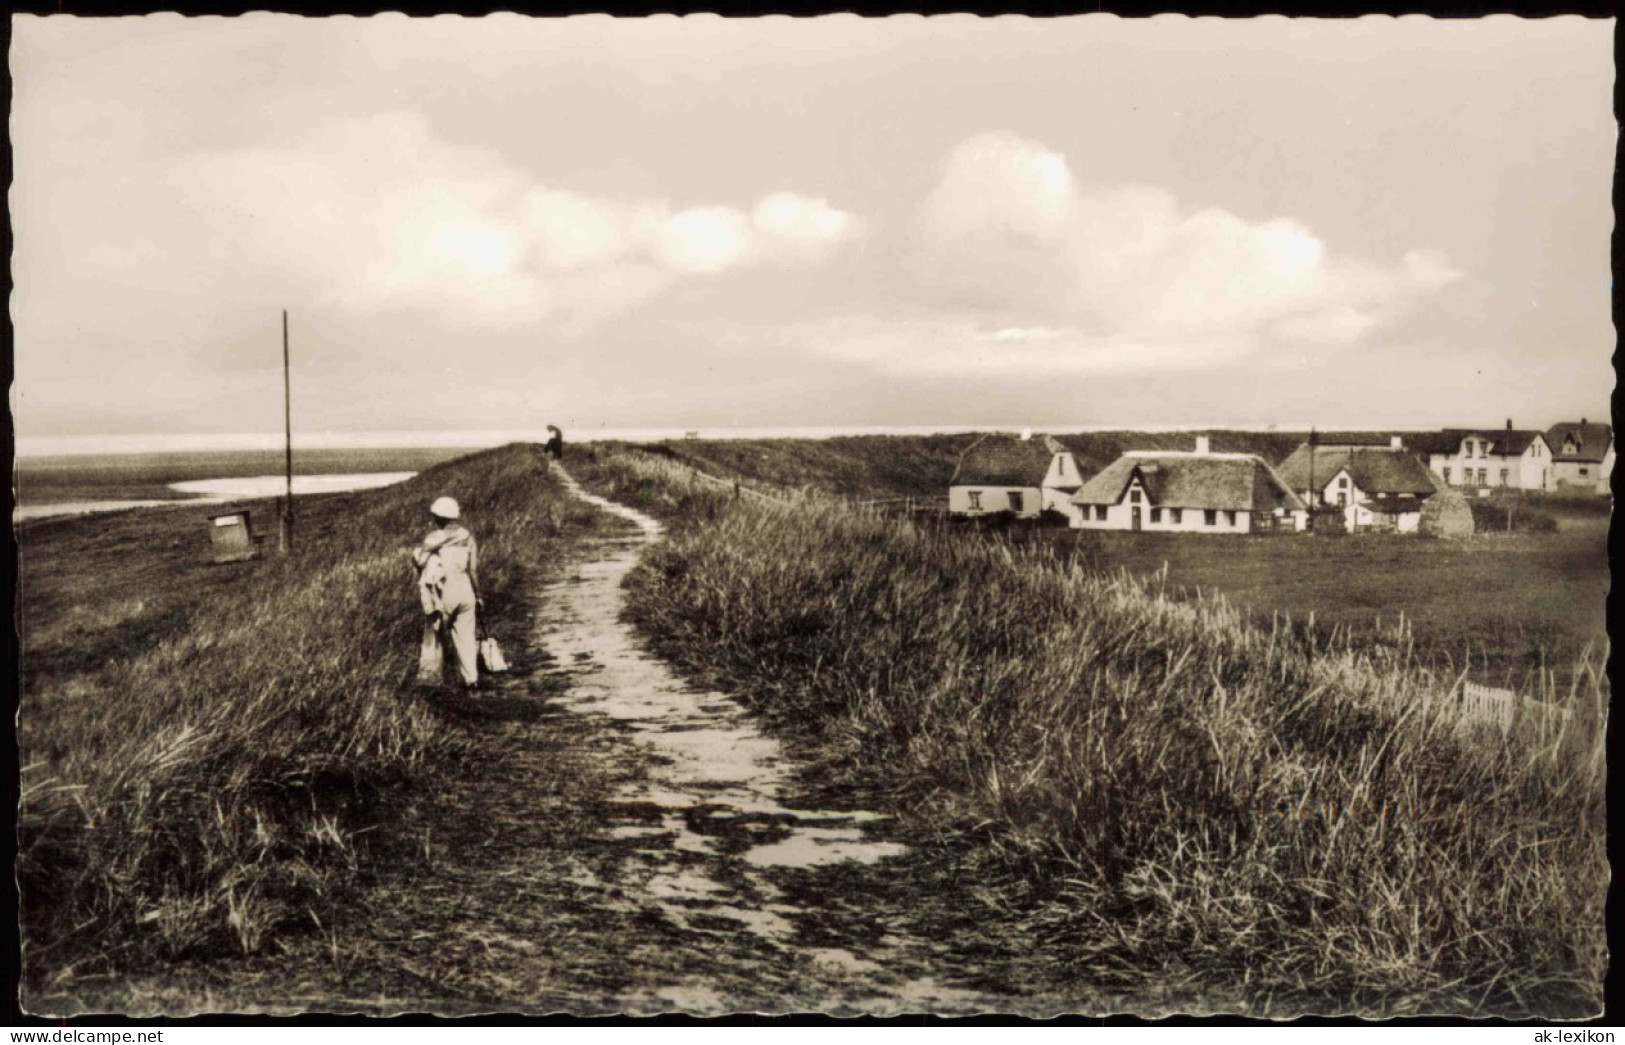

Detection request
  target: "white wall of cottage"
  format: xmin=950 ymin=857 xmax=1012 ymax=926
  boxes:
xmin=950 ymin=452 xmax=1088 ymax=521
xmin=949 ymin=485 xmax=1042 ymax=517
xmin=1427 ymin=437 xmax=1552 ymax=492
xmin=1551 ymin=449 xmax=1612 ymax=494
xmin=1070 ymin=476 xmax=1263 ymax=533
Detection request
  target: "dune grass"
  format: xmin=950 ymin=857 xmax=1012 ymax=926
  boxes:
xmin=17 ymin=444 xmax=595 ymax=996
xmin=569 ymin=445 xmax=1607 ymax=1017
xmin=587 ymin=437 xmax=1608 ymax=697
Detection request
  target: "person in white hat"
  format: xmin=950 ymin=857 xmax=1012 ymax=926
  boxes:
xmin=412 ymin=495 xmax=484 ymax=688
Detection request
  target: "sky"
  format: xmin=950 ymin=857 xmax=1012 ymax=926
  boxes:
xmin=9 ymin=14 xmax=1616 ymax=439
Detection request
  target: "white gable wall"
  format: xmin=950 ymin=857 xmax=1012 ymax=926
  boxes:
xmin=1430 ymin=436 xmax=1552 ymax=492
xmin=1041 ymin=452 xmax=1086 ymax=524
xmin=1552 ymin=444 xmax=1611 ymax=494
xmin=1321 ymin=468 xmax=1423 ymax=532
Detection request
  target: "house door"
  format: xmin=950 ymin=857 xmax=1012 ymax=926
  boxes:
xmin=1131 ymin=507 xmax=1142 ymax=531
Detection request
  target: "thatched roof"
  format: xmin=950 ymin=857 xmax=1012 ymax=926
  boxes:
xmin=1071 ymin=453 xmax=1305 ymax=512
xmin=1314 ymin=431 xmax=1403 ymax=448
xmin=1404 ymin=431 xmax=1463 ymax=455
xmin=1408 ymin=428 xmax=1546 ymax=457
xmin=1276 ymin=446 xmax=1438 ymax=497
xmin=1546 ymin=421 xmax=1613 ymax=463
xmin=951 ymin=433 xmax=1068 ymax=487
xmin=1357 ymin=499 xmax=1425 ymax=516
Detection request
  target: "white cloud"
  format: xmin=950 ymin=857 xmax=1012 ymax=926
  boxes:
xmin=920 ymin=133 xmax=1075 ymax=243
xmin=163 ymin=110 xmax=860 ymax=331
xmin=913 ymin=131 xmax=1462 ymax=352
xmin=752 ymin=192 xmax=856 ymax=260
xmin=982 ymin=326 xmax=1072 ymax=342
xmin=657 ymin=207 xmax=755 ymax=275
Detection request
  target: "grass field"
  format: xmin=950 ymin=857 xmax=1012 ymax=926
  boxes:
xmin=568 ymin=443 xmax=1606 ymax=1017
xmin=15 ymin=447 xmax=471 ymax=505
xmin=1026 ymin=516 xmax=1609 ymax=694
xmin=615 ymin=429 xmax=1309 ymax=501
xmin=17 ymin=444 xmax=602 ymax=996
xmin=595 ymin=436 xmax=1609 ymax=698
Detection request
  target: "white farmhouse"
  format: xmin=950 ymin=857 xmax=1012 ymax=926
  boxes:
xmin=1069 ymin=437 xmax=1306 ymax=533
xmin=1411 ymin=422 xmax=1553 ymax=494
xmin=949 ymin=432 xmax=1085 ymax=522
xmin=1544 ymin=420 xmax=1612 ymax=496
xmin=1275 ymin=444 xmax=1438 ymax=534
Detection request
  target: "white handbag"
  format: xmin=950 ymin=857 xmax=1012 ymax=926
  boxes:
xmin=478 ymin=635 xmax=508 ymax=673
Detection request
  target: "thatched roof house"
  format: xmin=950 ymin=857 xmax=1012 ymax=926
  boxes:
xmin=949 ymin=432 xmax=1085 ymax=520
xmin=951 ymin=433 xmax=1073 ymax=487
xmin=1276 ymin=446 xmax=1438 ymax=501
xmin=1070 ymin=443 xmax=1305 ymax=533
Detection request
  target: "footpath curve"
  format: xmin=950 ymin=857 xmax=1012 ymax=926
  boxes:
xmin=534 ymin=460 xmax=987 ymax=1013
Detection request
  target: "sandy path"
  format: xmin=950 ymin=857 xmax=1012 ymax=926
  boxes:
xmin=78 ymin=462 xmax=1026 ymax=1016
xmin=533 ymin=462 xmax=990 ymax=1014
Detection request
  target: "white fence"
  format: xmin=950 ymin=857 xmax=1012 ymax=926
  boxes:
xmin=1456 ymin=680 xmax=1574 ymax=737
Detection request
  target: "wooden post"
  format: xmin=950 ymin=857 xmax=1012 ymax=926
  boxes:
xmin=281 ymin=309 xmax=293 ymax=555
xmin=1307 ymin=426 xmax=1317 ymax=533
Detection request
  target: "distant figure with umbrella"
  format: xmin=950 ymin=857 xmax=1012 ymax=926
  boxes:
xmin=545 ymin=425 xmax=565 ymax=460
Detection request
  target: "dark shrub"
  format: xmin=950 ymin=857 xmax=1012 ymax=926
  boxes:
xmin=1470 ymin=499 xmax=1558 ymax=534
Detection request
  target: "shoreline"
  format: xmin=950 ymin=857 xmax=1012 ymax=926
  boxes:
xmin=14 ymin=422 xmax=1428 ymax=460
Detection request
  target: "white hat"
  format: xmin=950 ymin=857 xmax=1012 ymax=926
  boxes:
xmin=430 ymin=496 xmax=460 ymax=520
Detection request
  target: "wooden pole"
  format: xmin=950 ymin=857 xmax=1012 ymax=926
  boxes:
xmin=1307 ymin=426 xmax=1317 ymax=533
xmin=281 ymin=309 xmax=293 ymax=555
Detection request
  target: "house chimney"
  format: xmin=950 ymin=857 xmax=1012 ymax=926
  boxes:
xmin=1506 ymin=418 xmax=1513 ymax=430
xmin=1581 ymin=417 xmax=1588 ymax=426
xmin=1390 ymin=435 xmax=1403 ymax=450
xmin=1194 ymin=435 xmax=1210 ymax=455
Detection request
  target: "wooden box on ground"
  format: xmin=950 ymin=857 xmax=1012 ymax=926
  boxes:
xmin=206 ymin=509 xmax=259 ymax=563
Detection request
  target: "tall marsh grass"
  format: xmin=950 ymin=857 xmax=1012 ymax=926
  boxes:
xmin=575 ymin=447 xmax=1606 ymax=1017
xmin=18 ymin=445 xmax=587 ymax=993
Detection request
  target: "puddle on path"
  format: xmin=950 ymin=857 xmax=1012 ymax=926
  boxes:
xmin=538 ymin=464 xmax=980 ymax=1014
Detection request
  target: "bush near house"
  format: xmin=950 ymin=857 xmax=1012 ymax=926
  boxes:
xmin=1469 ymin=497 xmax=1559 ymax=534
xmin=570 ymin=444 xmax=1606 ymax=1018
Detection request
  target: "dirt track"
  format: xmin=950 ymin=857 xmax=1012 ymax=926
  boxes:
xmin=463 ymin=462 xmax=997 ymax=1014
xmin=162 ymin=462 xmax=1029 ymax=1017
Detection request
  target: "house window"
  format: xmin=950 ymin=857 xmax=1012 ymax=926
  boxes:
xmin=1223 ymin=510 xmax=1235 ymax=526
xmin=1500 ymin=468 xmax=1509 ymax=484
xmin=1442 ymin=467 xmax=1452 ymax=483
xmin=1129 ymin=488 xmax=1142 ymax=504
xmin=1150 ymin=508 xmax=1162 ymax=524
xmin=1008 ymin=491 xmax=1023 ymax=512
xmin=967 ymin=491 xmax=981 ymax=510
xmin=1170 ymin=508 xmax=1183 ymax=524
xmin=1579 ymin=468 xmax=1590 ymax=477
xmin=1337 ymin=492 xmax=1347 ymax=507
xmin=1203 ymin=509 xmax=1217 ymax=526
xmin=1095 ymin=504 xmax=1108 ymax=521
xmin=1477 ymin=468 xmax=1487 ymax=485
